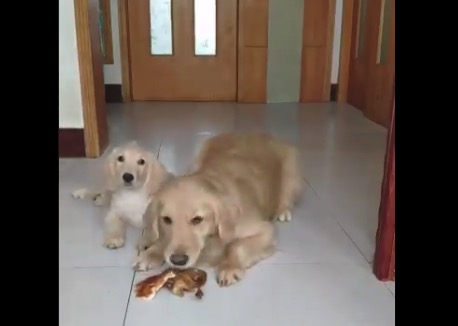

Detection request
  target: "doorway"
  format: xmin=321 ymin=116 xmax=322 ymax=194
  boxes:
xmin=127 ymin=0 xmax=237 ymax=101
xmin=339 ymin=0 xmax=395 ymax=128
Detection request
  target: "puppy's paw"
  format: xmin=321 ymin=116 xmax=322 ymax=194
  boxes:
xmin=103 ymin=237 xmax=125 ymax=249
xmin=217 ymin=265 xmax=245 ymax=287
xmin=132 ymin=253 xmax=164 ymax=272
xmin=72 ymin=188 xmax=89 ymax=199
xmin=277 ymin=210 xmax=292 ymax=222
xmin=136 ymin=238 xmax=154 ymax=252
xmin=92 ymin=193 xmax=107 ymax=206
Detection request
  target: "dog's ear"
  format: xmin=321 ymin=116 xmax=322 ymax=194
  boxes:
xmin=144 ymin=153 xmax=171 ymax=197
xmin=203 ymin=180 xmax=241 ymax=243
xmin=103 ymin=147 xmax=119 ymax=192
xmin=215 ymin=199 xmax=240 ymax=243
xmin=143 ymin=198 xmax=163 ymax=241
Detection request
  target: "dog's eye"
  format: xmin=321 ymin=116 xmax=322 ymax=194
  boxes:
xmin=191 ymin=216 xmax=203 ymax=225
xmin=137 ymin=159 xmax=145 ymax=165
xmin=117 ymin=155 xmax=125 ymax=163
xmin=162 ymin=216 xmax=172 ymax=225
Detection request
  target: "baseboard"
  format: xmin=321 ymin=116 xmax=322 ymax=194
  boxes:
xmin=59 ymin=128 xmax=86 ymax=158
xmin=105 ymin=84 xmax=123 ymax=103
xmin=105 ymin=82 xmax=336 ymax=102
xmin=330 ymin=83 xmax=338 ymax=101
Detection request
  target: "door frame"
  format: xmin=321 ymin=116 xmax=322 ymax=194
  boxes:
xmin=373 ymin=93 xmax=395 ymax=281
xmin=72 ymin=0 xmax=109 ymax=157
xmin=118 ymin=0 xmax=132 ymax=102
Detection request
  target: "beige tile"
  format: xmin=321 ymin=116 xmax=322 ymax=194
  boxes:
xmin=126 ymin=263 xmax=394 ymax=326
xmin=59 ymin=102 xmax=392 ymax=326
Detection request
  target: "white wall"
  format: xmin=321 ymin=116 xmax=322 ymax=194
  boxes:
xmin=103 ymin=0 xmax=122 ymax=84
xmin=59 ymin=0 xmax=84 ymax=129
xmin=103 ymin=0 xmax=343 ymax=86
xmin=331 ymin=0 xmax=343 ymax=84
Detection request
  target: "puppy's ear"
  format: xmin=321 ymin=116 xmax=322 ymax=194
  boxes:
xmin=143 ymin=198 xmax=163 ymax=241
xmin=144 ymin=153 xmax=171 ymax=196
xmin=103 ymin=147 xmax=119 ymax=192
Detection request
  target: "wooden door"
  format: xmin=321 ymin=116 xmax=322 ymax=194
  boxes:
xmin=127 ymin=0 xmax=237 ymax=101
xmin=347 ymin=0 xmax=395 ymax=128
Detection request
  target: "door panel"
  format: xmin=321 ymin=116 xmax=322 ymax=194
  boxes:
xmin=347 ymin=0 xmax=395 ymax=128
xmin=366 ymin=0 xmax=395 ymax=127
xmin=128 ymin=0 xmax=237 ymax=101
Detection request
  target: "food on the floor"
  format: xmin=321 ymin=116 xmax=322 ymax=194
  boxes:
xmin=135 ymin=267 xmax=207 ymax=300
xmin=164 ymin=268 xmax=207 ymax=299
xmin=134 ymin=269 xmax=177 ymax=300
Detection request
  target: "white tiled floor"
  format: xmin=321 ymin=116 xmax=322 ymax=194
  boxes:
xmin=59 ymin=102 xmax=395 ymax=326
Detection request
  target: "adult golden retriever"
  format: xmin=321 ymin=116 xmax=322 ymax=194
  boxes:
xmin=133 ymin=133 xmax=303 ymax=286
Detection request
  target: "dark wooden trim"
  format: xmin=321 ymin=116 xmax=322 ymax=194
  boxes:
xmin=59 ymin=129 xmax=86 ymax=158
xmin=337 ymin=0 xmax=354 ymax=103
xmin=373 ymin=96 xmax=395 ymax=281
xmin=105 ymin=84 xmax=123 ymax=103
xmin=101 ymin=0 xmax=114 ymax=64
xmin=330 ymin=83 xmax=338 ymax=101
xmin=118 ymin=0 xmax=132 ymax=102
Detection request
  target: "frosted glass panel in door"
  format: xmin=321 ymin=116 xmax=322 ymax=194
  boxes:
xmin=150 ymin=0 xmax=173 ymax=55
xmin=194 ymin=0 xmax=216 ymax=56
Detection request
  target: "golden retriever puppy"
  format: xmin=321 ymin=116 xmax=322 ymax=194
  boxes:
xmin=73 ymin=141 xmax=172 ymax=249
xmin=133 ymin=133 xmax=303 ymax=286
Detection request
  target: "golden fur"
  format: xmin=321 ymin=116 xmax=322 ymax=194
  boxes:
xmin=73 ymin=141 xmax=172 ymax=249
xmin=134 ymin=133 xmax=303 ymax=286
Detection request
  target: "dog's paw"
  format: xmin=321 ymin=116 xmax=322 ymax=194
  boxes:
xmin=132 ymin=254 xmax=164 ymax=272
xmin=277 ymin=210 xmax=292 ymax=222
xmin=103 ymin=237 xmax=125 ymax=249
xmin=92 ymin=193 xmax=106 ymax=206
xmin=217 ymin=266 xmax=245 ymax=287
xmin=72 ymin=188 xmax=89 ymax=199
xmin=136 ymin=239 xmax=154 ymax=252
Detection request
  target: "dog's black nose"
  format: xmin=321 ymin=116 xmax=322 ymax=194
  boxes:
xmin=122 ymin=173 xmax=134 ymax=183
xmin=169 ymin=254 xmax=189 ymax=266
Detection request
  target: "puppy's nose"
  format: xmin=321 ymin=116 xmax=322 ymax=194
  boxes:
xmin=169 ymin=254 xmax=189 ymax=266
xmin=122 ymin=173 xmax=134 ymax=183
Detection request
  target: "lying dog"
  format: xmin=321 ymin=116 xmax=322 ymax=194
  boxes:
xmin=73 ymin=141 xmax=172 ymax=249
xmin=134 ymin=133 xmax=303 ymax=286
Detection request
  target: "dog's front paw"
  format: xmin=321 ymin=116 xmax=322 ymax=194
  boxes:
xmin=72 ymin=188 xmax=89 ymax=199
xmin=217 ymin=265 xmax=245 ymax=287
xmin=92 ymin=193 xmax=106 ymax=206
xmin=103 ymin=237 xmax=125 ymax=249
xmin=132 ymin=253 xmax=164 ymax=272
xmin=277 ymin=210 xmax=292 ymax=222
xmin=136 ymin=238 xmax=154 ymax=252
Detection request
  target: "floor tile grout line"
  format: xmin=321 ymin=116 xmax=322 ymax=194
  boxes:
xmin=62 ymin=260 xmax=372 ymax=270
xmin=122 ymin=270 xmax=136 ymax=326
xmin=156 ymin=139 xmax=163 ymax=159
xmin=303 ymin=177 xmax=318 ymax=197
xmin=304 ymin=177 xmax=371 ymax=264
xmin=384 ymin=283 xmax=395 ymax=297
xmin=123 ymin=137 xmax=163 ymax=325
xmin=333 ymin=218 xmax=370 ymax=263
xmin=123 ymin=139 xmax=163 ymax=326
